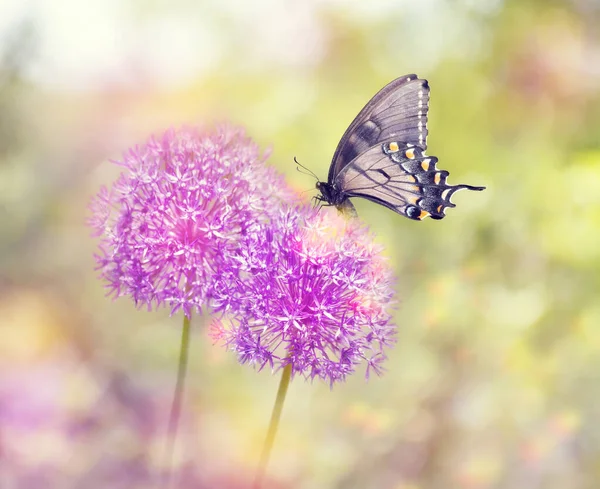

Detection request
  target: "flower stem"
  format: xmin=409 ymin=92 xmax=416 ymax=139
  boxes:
xmin=162 ymin=313 xmax=192 ymax=489
xmin=252 ymin=363 xmax=293 ymax=489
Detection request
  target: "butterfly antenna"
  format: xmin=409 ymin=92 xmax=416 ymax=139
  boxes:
xmin=296 ymin=166 xmax=312 ymax=178
xmin=294 ymin=156 xmax=319 ymax=181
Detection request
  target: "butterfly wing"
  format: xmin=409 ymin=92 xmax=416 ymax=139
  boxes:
xmin=336 ymin=141 xmax=485 ymax=220
xmin=329 ymin=74 xmax=430 ymax=183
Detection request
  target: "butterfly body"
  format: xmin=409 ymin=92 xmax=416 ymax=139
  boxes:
xmin=315 ymin=181 xmax=348 ymax=206
xmin=316 ymin=74 xmax=484 ymax=221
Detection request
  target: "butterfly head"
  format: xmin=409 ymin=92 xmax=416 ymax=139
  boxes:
xmin=316 ymin=181 xmax=337 ymax=205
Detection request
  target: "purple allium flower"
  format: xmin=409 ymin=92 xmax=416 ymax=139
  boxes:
xmin=211 ymin=205 xmax=397 ymax=385
xmin=89 ymin=125 xmax=294 ymax=318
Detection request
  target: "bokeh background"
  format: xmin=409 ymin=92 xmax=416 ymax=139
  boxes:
xmin=1 ymin=0 xmax=600 ymax=488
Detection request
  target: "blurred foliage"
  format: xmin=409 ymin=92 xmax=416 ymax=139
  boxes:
xmin=1 ymin=0 xmax=600 ymax=488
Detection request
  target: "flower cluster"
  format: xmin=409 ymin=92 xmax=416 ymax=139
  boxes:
xmin=90 ymin=125 xmax=397 ymax=384
xmin=89 ymin=126 xmax=291 ymax=318
xmin=211 ymin=205 xmax=396 ymax=384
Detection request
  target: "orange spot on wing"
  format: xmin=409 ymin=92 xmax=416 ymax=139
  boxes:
xmin=421 ymin=159 xmax=430 ymax=171
xmin=405 ymin=149 xmax=415 ymax=159
xmin=418 ymin=210 xmax=429 ymax=220
xmin=408 ymin=195 xmax=419 ymax=204
xmin=434 ymin=173 xmax=441 ymax=184
xmin=389 ymin=142 xmax=399 ymax=152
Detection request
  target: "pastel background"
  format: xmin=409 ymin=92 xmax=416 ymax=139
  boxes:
xmin=1 ymin=0 xmax=599 ymax=488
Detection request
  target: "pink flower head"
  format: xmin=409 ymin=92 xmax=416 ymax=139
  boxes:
xmin=212 ymin=205 xmax=397 ymax=385
xmin=88 ymin=125 xmax=293 ymax=318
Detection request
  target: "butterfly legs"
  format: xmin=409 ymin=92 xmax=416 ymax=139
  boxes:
xmin=312 ymin=194 xmax=357 ymax=218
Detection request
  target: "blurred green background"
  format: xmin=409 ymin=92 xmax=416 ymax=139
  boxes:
xmin=1 ymin=0 xmax=599 ymax=488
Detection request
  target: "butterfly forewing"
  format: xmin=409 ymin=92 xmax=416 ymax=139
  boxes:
xmin=329 ymin=74 xmax=430 ymax=182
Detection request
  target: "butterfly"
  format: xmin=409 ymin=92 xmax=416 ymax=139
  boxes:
xmin=314 ymin=74 xmax=485 ymax=220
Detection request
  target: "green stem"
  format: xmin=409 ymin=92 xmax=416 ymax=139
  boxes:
xmin=252 ymin=363 xmax=293 ymax=489
xmin=162 ymin=313 xmax=192 ymax=489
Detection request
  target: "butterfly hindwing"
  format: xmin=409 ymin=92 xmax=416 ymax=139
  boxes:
xmin=335 ymin=141 xmax=484 ymax=220
xmin=328 ymin=75 xmax=430 ymax=182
